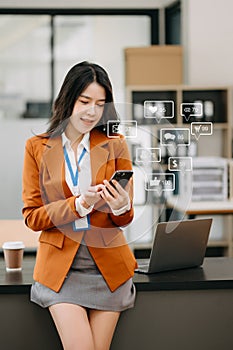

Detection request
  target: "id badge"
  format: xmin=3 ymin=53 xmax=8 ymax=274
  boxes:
xmin=73 ymin=214 xmax=90 ymax=231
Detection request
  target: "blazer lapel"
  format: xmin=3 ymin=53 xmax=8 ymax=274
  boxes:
xmin=90 ymin=129 xmax=109 ymax=186
xmin=41 ymin=130 xmax=110 ymax=201
xmin=90 ymin=130 xmax=111 ymax=212
xmin=42 ymin=136 xmax=71 ymax=198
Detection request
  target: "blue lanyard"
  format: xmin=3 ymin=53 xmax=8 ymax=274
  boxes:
xmin=63 ymin=146 xmax=87 ymax=186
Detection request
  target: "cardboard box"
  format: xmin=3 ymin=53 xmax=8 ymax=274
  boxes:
xmin=125 ymin=45 xmax=183 ymax=85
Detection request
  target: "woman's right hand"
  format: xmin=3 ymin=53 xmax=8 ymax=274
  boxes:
xmin=80 ymin=184 xmax=105 ymax=208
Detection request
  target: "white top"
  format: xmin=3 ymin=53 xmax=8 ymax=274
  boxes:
xmin=62 ymin=132 xmax=130 ymax=230
xmin=62 ymin=132 xmax=92 ymax=197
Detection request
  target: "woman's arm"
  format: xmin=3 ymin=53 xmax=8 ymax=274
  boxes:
xmin=105 ymin=137 xmax=134 ymax=227
xmin=22 ymin=138 xmax=82 ymax=232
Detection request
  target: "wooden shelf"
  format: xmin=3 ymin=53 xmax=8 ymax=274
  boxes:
xmin=208 ymin=240 xmax=229 ymax=247
xmin=166 ymin=197 xmax=233 ymax=215
xmin=126 ymin=84 xmax=233 ymax=257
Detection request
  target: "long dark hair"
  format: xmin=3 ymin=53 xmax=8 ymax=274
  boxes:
xmin=47 ymin=61 xmax=118 ymax=136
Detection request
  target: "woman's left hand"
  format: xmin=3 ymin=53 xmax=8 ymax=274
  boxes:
xmin=101 ymin=178 xmax=131 ymax=211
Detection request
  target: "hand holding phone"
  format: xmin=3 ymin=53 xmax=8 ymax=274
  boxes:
xmin=102 ymin=170 xmax=133 ymax=211
xmin=109 ymin=170 xmax=133 ymax=189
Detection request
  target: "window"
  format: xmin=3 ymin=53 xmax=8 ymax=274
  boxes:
xmin=0 ymin=8 xmax=158 ymax=219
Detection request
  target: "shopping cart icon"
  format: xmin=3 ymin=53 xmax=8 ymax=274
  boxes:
xmin=150 ymin=177 xmax=160 ymax=187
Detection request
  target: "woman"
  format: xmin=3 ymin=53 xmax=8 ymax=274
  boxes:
xmin=22 ymin=61 xmax=137 ymax=350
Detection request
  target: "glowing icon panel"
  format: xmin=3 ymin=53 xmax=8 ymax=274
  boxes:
xmin=136 ymin=148 xmax=161 ymax=163
xmin=107 ymin=120 xmax=137 ymax=138
xmin=160 ymin=128 xmax=190 ymax=147
xmin=144 ymin=100 xmax=174 ymax=122
xmin=145 ymin=173 xmax=175 ymax=193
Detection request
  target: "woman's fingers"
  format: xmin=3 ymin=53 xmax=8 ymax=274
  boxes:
xmin=83 ymin=178 xmax=131 ymax=209
xmin=103 ymin=180 xmax=119 ymax=198
xmin=88 ymin=184 xmax=105 ymax=193
xmin=82 ymin=185 xmax=105 ymax=206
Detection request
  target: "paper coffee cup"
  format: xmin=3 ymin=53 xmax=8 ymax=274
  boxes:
xmin=2 ymin=241 xmax=25 ymax=271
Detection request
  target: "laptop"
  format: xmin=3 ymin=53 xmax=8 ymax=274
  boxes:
xmin=135 ymin=218 xmax=212 ymax=274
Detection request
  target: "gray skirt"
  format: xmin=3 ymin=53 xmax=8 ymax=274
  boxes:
xmin=31 ymin=242 xmax=136 ymax=312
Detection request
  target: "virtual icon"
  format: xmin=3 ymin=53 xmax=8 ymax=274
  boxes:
xmin=181 ymin=102 xmax=203 ymax=122
xmin=168 ymin=157 xmax=192 ymax=172
xmin=136 ymin=148 xmax=161 ymax=163
xmin=107 ymin=120 xmax=137 ymax=138
xmin=150 ymin=176 xmax=161 ymax=187
xmin=160 ymin=128 xmax=190 ymax=147
xmin=191 ymin=122 xmax=213 ymax=140
xmin=163 ymin=132 xmax=176 ymax=141
xmin=144 ymin=100 xmax=174 ymax=122
xmin=145 ymin=173 xmax=175 ymax=193
xmin=112 ymin=124 xmax=119 ymax=133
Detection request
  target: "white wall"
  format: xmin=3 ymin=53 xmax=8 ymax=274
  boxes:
xmin=182 ymin=0 xmax=233 ymax=85
xmin=181 ymin=0 xmax=233 ymax=241
xmin=0 ymin=119 xmax=48 ymax=219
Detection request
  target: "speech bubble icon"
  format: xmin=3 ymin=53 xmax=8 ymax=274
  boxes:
xmin=160 ymin=128 xmax=190 ymax=148
xmin=191 ymin=122 xmax=213 ymax=140
xmin=181 ymin=102 xmax=203 ymax=122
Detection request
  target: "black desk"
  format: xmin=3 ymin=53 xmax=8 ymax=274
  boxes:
xmin=1 ymin=257 xmax=233 ymax=350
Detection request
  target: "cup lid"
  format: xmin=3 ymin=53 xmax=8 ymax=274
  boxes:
xmin=2 ymin=241 xmax=25 ymax=250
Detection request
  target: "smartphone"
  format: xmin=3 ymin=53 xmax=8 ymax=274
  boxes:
xmin=109 ymin=170 xmax=133 ymax=189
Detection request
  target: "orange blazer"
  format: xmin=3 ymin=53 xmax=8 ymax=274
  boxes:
xmin=22 ymin=128 xmax=137 ymax=292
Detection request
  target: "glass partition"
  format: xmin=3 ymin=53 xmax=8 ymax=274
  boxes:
xmin=54 ymin=15 xmax=150 ymax=101
xmin=0 ymin=13 xmax=151 ymax=219
xmin=0 ymin=15 xmax=52 ymax=120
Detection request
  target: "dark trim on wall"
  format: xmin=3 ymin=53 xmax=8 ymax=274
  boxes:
xmin=50 ymin=16 xmax=55 ymax=103
xmin=165 ymin=1 xmax=181 ymax=44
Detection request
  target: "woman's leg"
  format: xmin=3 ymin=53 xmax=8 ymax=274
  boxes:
xmin=89 ymin=310 xmax=120 ymax=350
xmin=49 ymin=303 xmax=95 ymax=350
